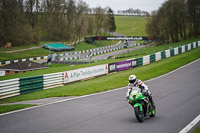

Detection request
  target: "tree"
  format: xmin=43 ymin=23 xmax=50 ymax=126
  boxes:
xmin=187 ymin=0 xmax=200 ymax=37
xmin=73 ymin=0 xmax=89 ymax=45
xmin=94 ymin=6 xmax=106 ymax=36
xmin=107 ymin=8 xmax=116 ymax=32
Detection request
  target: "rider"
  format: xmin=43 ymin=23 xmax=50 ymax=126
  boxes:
xmin=126 ymin=75 xmax=155 ymax=108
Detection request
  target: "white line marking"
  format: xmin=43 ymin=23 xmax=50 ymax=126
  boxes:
xmin=0 ymin=59 xmax=200 ymax=117
xmin=179 ymin=114 xmax=200 ymax=133
xmin=0 ymin=87 xmax=126 ymax=117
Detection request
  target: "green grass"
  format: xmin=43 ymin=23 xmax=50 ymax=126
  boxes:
xmin=0 ymin=104 xmax=36 ymax=114
xmin=0 ymin=15 xmax=148 ymax=61
xmin=193 ymin=125 xmax=200 ymax=133
xmin=74 ymin=40 xmax=118 ymax=51
xmin=115 ymin=16 xmax=148 ymax=36
xmin=0 ymin=16 xmax=148 ymax=61
xmin=116 ymin=37 xmax=200 ymax=58
xmin=1 ymin=37 xmax=199 ymax=81
xmin=0 ymin=40 xmax=118 ymax=62
xmin=1 ymin=46 xmax=200 ymax=104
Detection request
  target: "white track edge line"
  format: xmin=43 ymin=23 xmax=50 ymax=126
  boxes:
xmin=0 ymin=59 xmax=200 ymax=117
xmin=179 ymin=114 xmax=200 ymax=133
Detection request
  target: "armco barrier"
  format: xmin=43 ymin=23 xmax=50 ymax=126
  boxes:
xmin=143 ymin=55 xmax=150 ymax=65
xmin=165 ymin=49 xmax=171 ymax=58
xmin=185 ymin=45 xmax=188 ymax=52
xmin=19 ymin=75 xmax=43 ymax=95
xmin=161 ymin=51 xmax=166 ymax=59
xmin=0 ymin=41 xmax=199 ymax=100
xmin=150 ymin=54 xmax=156 ymax=63
xmin=178 ymin=47 xmax=182 ymax=54
xmin=191 ymin=43 xmax=194 ymax=49
xmin=170 ymin=49 xmax=175 ymax=56
xmin=182 ymin=45 xmax=185 ymax=53
xmin=59 ymin=41 xmax=122 ymax=60
xmin=136 ymin=57 xmax=143 ymax=67
xmin=188 ymin=43 xmax=191 ymax=51
xmin=174 ymin=47 xmax=178 ymax=55
xmin=0 ymin=56 xmax=48 ymax=66
xmin=43 ymin=72 xmax=64 ymax=89
xmin=0 ymin=78 xmax=20 ymax=99
xmin=155 ymin=52 xmax=161 ymax=61
xmin=0 ymin=42 xmax=122 ymax=65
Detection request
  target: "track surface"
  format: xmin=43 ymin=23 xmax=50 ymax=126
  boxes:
xmin=1 ymin=60 xmax=200 ymax=133
xmin=90 ymin=45 xmax=145 ymax=60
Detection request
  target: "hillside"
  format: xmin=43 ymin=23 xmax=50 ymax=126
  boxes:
xmin=115 ymin=16 xmax=148 ymax=36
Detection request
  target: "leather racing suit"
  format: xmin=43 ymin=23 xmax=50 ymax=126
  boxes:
xmin=126 ymin=79 xmax=155 ymax=108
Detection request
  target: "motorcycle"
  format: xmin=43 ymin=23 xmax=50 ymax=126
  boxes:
xmin=128 ymin=87 xmax=156 ymax=122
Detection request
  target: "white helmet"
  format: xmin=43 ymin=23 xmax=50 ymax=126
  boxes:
xmin=129 ymin=75 xmax=137 ymax=84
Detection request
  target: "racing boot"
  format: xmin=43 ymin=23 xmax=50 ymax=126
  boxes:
xmin=149 ymin=96 xmax=155 ymax=109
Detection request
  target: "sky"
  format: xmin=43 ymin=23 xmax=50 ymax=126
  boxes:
xmin=82 ymin=0 xmax=166 ymax=13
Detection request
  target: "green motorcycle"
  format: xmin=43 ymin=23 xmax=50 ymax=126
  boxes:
xmin=128 ymin=87 xmax=156 ymax=122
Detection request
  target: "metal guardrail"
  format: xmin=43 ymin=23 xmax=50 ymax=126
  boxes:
xmin=0 ymin=78 xmax=20 ymax=99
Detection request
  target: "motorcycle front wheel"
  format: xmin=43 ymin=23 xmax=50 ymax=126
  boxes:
xmin=134 ymin=106 xmax=144 ymax=122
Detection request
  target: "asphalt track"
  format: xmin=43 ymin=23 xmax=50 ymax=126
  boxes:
xmin=0 ymin=60 xmax=200 ymax=133
xmin=90 ymin=45 xmax=145 ymax=60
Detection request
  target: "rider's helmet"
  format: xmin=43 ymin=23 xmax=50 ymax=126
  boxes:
xmin=129 ymin=75 xmax=137 ymax=84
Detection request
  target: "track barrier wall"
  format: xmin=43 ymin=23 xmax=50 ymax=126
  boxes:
xmin=0 ymin=78 xmax=20 ymax=99
xmin=0 ymin=41 xmax=199 ymax=99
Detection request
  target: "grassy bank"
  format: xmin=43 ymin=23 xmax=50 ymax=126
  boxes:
xmin=116 ymin=37 xmax=200 ymax=58
xmin=1 ymin=38 xmax=199 ymax=81
xmin=74 ymin=40 xmax=118 ymax=51
xmin=1 ymin=46 xmax=200 ymax=104
xmin=0 ymin=104 xmax=36 ymax=114
xmin=0 ymin=40 xmax=117 ymax=62
xmin=115 ymin=16 xmax=148 ymax=36
xmin=193 ymin=125 xmax=200 ymax=133
xmin=0 ymin=16 xmax=148 ymax=62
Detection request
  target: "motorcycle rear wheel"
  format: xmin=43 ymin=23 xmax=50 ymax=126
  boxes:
xmin=134 ymin=107 xmax=144 ymax=122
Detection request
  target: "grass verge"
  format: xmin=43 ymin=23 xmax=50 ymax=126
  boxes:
xmin=0 ymin=40 xmax=118 ymax=62
xmin=1 ymin=38 xmax=199 ymax=81
xmin=1 ymin=47 xmax=200 ymax=104
xmin=115 ymin=16 xmax=148 ymax=36
xmin=116 ymin=37 xmax=200 ymax=58
xmin=193 ymin=125 xmax=200 ymax=133
xmin=0 ymin=104 xmax=36 ymax=114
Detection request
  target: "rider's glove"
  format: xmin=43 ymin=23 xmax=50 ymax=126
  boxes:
xmin=142 ymin=90 xmax=148 ymax=96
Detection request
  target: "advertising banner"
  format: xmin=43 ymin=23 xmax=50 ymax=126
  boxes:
xmin=108 ymin=63 xmax=116 ymax=73
xmin=64 ymin=64 xmax=108 ymax=84
xmin=108 ymin=59 xmax=136 ymax=73
xmin=116 ymin=60 xmax=132 ymax=71
xmin=131 ymin=59 xmax=137 ymax=67
xmin=84 ymin=36 xmax=150 ymax=43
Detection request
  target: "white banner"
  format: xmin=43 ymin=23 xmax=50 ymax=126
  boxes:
xmin=64 ymin=64 xmax=108 ymax=84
